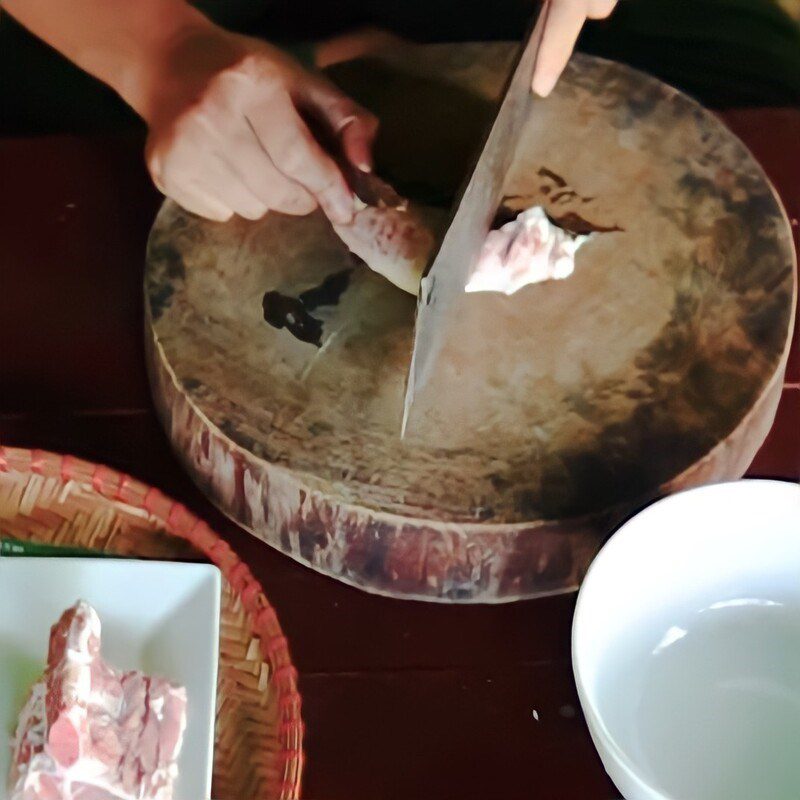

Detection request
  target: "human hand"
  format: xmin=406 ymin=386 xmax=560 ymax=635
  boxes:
xmin=139 ymin=27 xmax=377 ymax=223
xmin=532 ymin=0 xmax=618 ymax=97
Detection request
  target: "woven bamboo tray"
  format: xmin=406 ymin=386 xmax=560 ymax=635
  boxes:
xmin=0 ymin=446 xmax=303 ymax=800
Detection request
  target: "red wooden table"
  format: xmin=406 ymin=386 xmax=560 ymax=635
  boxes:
xmin=1 ymin=109 xmax=798 ymax=800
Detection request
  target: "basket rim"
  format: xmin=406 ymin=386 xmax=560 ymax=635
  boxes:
xmin=0 ymin=444 xmax=304 ymax=800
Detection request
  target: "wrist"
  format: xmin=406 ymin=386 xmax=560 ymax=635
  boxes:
xmin=110 ymin=5 xmax=219 ymax=124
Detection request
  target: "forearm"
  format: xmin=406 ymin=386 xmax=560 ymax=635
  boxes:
xmin=1 ymin=0 xmax=215 ymax=119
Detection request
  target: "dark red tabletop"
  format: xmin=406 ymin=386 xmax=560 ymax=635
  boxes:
xmin=1 ymin=109 xmax=798 ymax=800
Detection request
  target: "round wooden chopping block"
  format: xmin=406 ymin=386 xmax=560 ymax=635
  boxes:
xmin=145 ymin=45 xmax=796 ymax=602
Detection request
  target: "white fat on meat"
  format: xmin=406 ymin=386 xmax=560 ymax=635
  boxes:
xmin=8 ymin=601 xmax=187 ymax=800
xmin=465 ymin=206 xmax=589 ymax=296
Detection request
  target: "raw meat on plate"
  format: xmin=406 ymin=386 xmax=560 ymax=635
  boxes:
xmin=8 ymin=601 xmax=187 ymax=800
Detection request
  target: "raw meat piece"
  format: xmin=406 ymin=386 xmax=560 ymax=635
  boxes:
xmin=331 ymin=167 xmax=588 ymax=298
xmin=8 ymin=602 xmax=187 ymax=800
xmin=465 ymin=206 xmax=589 ymax=295
xmin=331 ymin=169 xmax=440 ymax=295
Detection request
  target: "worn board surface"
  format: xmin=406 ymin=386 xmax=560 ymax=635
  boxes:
xmin=145 ymin=45 xmax=796 ymax=602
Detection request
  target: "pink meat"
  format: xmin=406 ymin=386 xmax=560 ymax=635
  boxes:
xmin=465 ymin=206 xmax=589 ymax=296
xmin=8 ymin=602 xmax=187 ymax=800
xmin=331 ymin=169 xmax=437 ymax=295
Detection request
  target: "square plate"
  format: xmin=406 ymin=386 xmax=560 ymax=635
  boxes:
xmin=0 ymin=557 xmax=221 ymax=800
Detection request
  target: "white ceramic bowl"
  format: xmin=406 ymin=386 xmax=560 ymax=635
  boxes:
xmin=0 ymin=558 xmax=220 ymax=800
xmin=573 ymin=479 xmax=800 ymax=800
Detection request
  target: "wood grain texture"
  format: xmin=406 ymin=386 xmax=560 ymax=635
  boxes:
xmin=146 ymin=47 xmax=796 ymax=602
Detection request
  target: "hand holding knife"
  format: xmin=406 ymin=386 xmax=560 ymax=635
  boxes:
xmin=531 ymin=0 xmax=619 ymax=97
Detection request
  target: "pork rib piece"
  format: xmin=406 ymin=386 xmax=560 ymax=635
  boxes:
xmin=8 ymin=601 xmax=187 ymax=800
xmin=331 ymin=167 xmax=441 ymax=295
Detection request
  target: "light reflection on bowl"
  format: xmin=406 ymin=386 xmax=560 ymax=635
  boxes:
xmin=573 ymin=480 xmax=800 ymax=800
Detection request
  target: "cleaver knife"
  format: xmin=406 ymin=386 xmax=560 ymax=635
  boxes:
xmin=401 ymin=2 xmax=551 ymax=438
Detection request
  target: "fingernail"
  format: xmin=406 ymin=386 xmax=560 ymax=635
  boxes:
xmin=358 ymin=161 xmax=372 ymax=173
xmin=532 ymin=71 xmax=557 ymax=98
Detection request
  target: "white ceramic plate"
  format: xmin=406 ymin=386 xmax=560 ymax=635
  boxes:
xmin=573 ymin=479 xmax=800 ymax=800
xmin=0 ymin=557 xmax=221 ymax=800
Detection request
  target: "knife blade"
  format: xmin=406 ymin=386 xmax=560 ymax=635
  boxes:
xmin=401 ymin=3 xmax=551 ymax=438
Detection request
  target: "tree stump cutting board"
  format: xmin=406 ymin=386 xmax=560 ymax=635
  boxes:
xmin=145 ymin=45 xmax=796 ymax=602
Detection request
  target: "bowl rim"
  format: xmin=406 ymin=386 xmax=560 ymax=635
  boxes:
xmin=571 ymin=477 xmax=800 ymax=799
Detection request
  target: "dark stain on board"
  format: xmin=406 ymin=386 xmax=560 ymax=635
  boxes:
xmin=299 ymin=268 xmax=354 ymax=310
xmin=491 ymin=204 xmax=521 ymax=230
xmin=495 ymin=166 xmax=624 ymax=236
xmin=263 ymin=268 xmax=354 ymax=347
xmin=546 ymin=212 xmax=624 ymax=236
xmin=262 ymin=292 xmax=323 ymax=346
xmin=493 ymin=201 xmax=623 ymax=237
xmin=537 ymin=167 xmax=567 ymax=187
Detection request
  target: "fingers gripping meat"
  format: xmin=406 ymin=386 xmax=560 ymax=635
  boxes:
xmin=331 ymin=167 xmax=438 ymax=295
